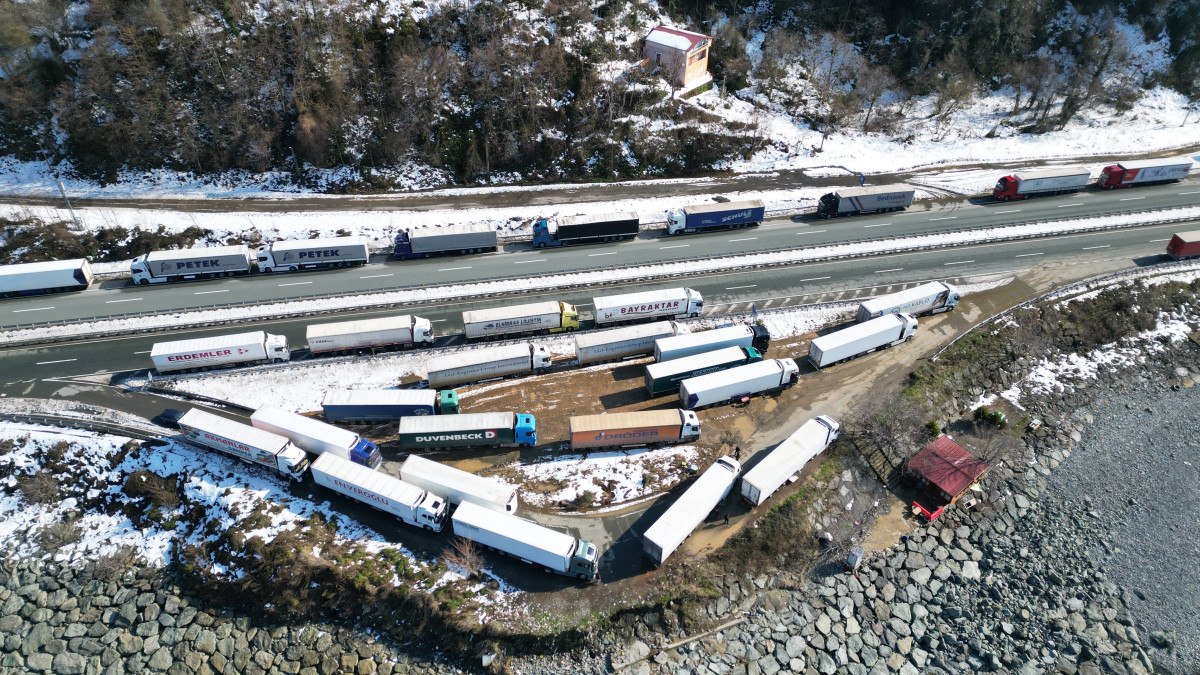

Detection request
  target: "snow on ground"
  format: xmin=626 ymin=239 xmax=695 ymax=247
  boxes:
xmin=3 ymin=203 xmax=1186 ymax=347
xmin=510 ymin=445 xmax=699 ymax=511
xmin=0 ymin=417 xmax=521 ymax=605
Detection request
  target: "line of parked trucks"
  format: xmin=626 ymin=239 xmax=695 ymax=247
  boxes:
xmin=5 ymin=155 xmax=1191 ymax=299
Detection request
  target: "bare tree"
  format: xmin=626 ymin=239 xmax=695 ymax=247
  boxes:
xmin=444 ymin=537 xmax=484 ymax=579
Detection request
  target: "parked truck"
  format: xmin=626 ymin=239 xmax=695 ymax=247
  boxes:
xmin=306 ymin=315 xmax=434 ymax=355
xmin=679 ymin=358 xmax=799 ymax=409
xmin=740 ymin=416 xmax=840 ymax=506
xmin=665 ymin=200 xmax=766 ymax=235
xmin=130 ymin=245 xmax=254 ymax=285
xmin=425 ymin=343 xmax=552 ymax=388
xmin=592 ymin=287 xmax=704 ymax=326
xmin=644 ymin=346 xmax=763 ymax=396
xmin=309 ymin=453 xmax=448 ymax=531
xmin=250 ymin=406 xmax=382 ymax=469
xmin=398 ymin=412 xmax=537 ymax=449
xmin=808 ymin=313 xmax=918 ymax=369
xmin=393 ymin=223 xmax=497 ymax=260
xmin=177 ymin=408 xmax=309 ymax=481
xmin=1166 ymin=231 xmax=1200 ymax=260
xmin=150 ymin=331 xmax=290 ymax=373
xmin=654 ymin=324 xmax=770 ymax=362
xmin=451 ymin=502 xmax=599 ymax=580
xmin=642 ymin=456 xmax=740 ymax=565
xmin=568 ymin=409 xmax=701 ymax=450
xmin=856 ymin=281 xmax=961 ymax=322
xmin=256 ymin=236 xmax=369 ymax=272
xmin=992 ymin=166 xmax=1090 ymax=201
xmin=532 ymin=211 xmax=639 ymax=248
xmin=322 ymin=389 xmax=460 ymax=423
xmin=400 ymin=455 xmax=518 ymax=514
xmin=462 ymin=301 xmax=579 ymax=340
xmin=574 ymin=321 xmax=680 ymax=365
xmin=816 ymin=185 xmax=915 ymax=218
xmin=0 ymin=259 xmax=93 ymax=298
xmin=1097 ymin=158 xmax=1192 ymax=189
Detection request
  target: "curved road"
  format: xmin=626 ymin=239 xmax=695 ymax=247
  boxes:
xmin=3 ymin=180 xmax=1198 ymax=329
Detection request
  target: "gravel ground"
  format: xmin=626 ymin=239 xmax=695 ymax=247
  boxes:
xmin=1051 ymin=371 xmax=1200 ymax=672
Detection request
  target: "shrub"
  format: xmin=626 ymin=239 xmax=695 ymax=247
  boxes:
xmin=38 ymin=520 xmax=82 ymax=553
xmin=925 ymin=420 xmax=942 ymax=438
xmin=123 ymin=471 xmax=181 ymax=509
xmin=18 ymin=470 xmax=60 ymax=504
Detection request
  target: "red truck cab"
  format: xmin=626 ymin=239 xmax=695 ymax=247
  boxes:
xmin=1096 ymin=164 xmax=1129 ymax=189
xmin=1166 ymin=231 xmax=1200 ymax=260
xmin=991 ymin=175 xmax=1023 ymax=201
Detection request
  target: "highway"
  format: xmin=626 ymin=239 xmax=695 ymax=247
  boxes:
xmin=2 ymin=180 xmax=1198 ymax=328
xmin=1 ymin=217 xmax=1187 ymax=398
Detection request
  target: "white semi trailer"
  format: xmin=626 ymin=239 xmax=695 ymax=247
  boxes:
xmin=0 ymin=259 xmax=93 ymax=298
xmin=250 ymin=406 xmax=382 ymax=469
xmin=150 ymin=331 xmax=290 ymax=373
xmin=654 ymin=324 xmax=771 ymax=362
xmin=740 ymin=416 xmax=840 ymax=506
xmin=856 ymin=281 xmax=960 ymax=322
xmin=808 ymin=313 xmax=918 ymax=369
xmin=130 ymin=245 xmax=254 ymax=284
xmin=592 ymin=288 xmax=704 ymax=325
xmin=306 ymin=315 xmax=434 ymax=355
xmin=451 ymin=502 xmax=599 ymax=580
xmin=309 ymin=453 xmax=448 ymax=531
xmin=399 ymin=455 xmax=519 ymax=514
xmin=425 ymin=343 xmax=552 ymax=388
xmin=573 ymin=322 xmax=680 ymax=365
xmin=255 ymin=236 xmax=369 ymax=272
xmin=177 ymin=408 xmax=309 ymax=481
xmin=642 ymin=456 xmax=741 ymax=565
xmin=679 ymin=358 xmax=799 ymax=410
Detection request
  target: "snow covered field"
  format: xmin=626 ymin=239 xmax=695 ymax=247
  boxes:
xmin=508 ymin=445 xmax=700 ymax=511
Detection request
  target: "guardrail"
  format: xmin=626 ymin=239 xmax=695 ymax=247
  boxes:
xmin=0 ymin=411 xmax=163 ymax=441
xmin=2 ymin=205 xmax=1197 ymax=347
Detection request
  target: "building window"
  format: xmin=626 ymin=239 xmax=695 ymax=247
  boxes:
xmin=689 ymin=49 xmax=707 ymax=65
xmin=655 ymin=52 xmax=662 ymax=64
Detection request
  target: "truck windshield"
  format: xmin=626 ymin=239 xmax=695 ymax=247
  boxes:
xmin=290 ymin=457 xmax=311 ymax=475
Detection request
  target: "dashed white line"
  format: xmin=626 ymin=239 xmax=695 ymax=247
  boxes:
xmin=929 ymin=216 xmax=957 ymax=221
xmin=360 ymin=273 xmax=394 ymax=279
xmin=1119 ymin=196 xmax=1145 ymax=201
xmin=513 ymin=260 xmax=543 ymax=264
xmin=134 ymin=351 xmax=151 ymax=354
xmin=194 ymin=290 xmax=228 ymax=295
xmin=799 ymin=276 xmax=831 ymax=282
xmin=277 ymin=281 xmax=312 ymax=287
xmin=726 ymin=284 xmax=757 ymax=290
xmin=874 ymin=268 xmax=904 ymax=273
xmin=1015 ymin=252 xmax=1044 ymax=258
xmin=587 ymin=253 xmax=617 ymax=257
xmin=797 ymin=230 xmax=827 ymax=235
xmin=1180 ymin=191 xmax=1200 ymax=195
xmin=863 ymin=222 xmax=892 ymax=228
xmin=430 ymin=319 xmax=447 ymax=323
xmin=944 ymin=260 xmax=975 ymax=266
xmin=995 ymin=209 xmax=1022 ymax=214
xmin=36 ymin=359 xmax=77 ymax=365
xmin=438 ymin=266 xmax=473 ymax=271
xmin=1057 ymin=203 xmax=1084 ymax=208
xmin=12 ymin=306 xmax=54 ymax=313
xmin=1149 ymin=238 xmax=1171 ymax=243
xmin=728 ymin=237 xmax=758 ymax=242
xmin=1081 ymin=245 xmax=1110 ymax=250
xmin=105 ymin=298 xmax=143 ymax=304
xmin=659 ymin=244 xmax=690 ymax=249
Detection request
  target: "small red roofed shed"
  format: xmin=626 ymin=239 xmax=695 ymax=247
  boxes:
xmin=907 ymin=435 xmax=989 ymax=520
xmin=642 ymin=25 xmax=713 ymax=90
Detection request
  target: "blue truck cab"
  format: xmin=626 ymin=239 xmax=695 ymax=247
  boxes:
xmin=351 ymin=437 xmax=383 ymax=469
xmin=515 ymin=413 xmax=538 ymax=446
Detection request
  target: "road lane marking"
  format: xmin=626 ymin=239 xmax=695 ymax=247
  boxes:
xmin=430 ymin=319 xmax=447 ymax=323
xmin=944 ymin=260 xmax=975 ymax=265
xmin=587 ymin=253 xmax=617 ymax=257
xmin=1180 ymin=191 xmax=1200 ymax=195
xmin=513 ymin=260 xmax=543 ymax=264
xmin=36 ymin=359 xmax=77 ymax=365
xmin=929 ymin=216 xmax=957 ymax=221
xmin=1057 ymin=203 xmax=1083 ymax=208
xmin=1081 ymin=245 xmax=1110 ymax=250
xmin=728 ymin=237 xmax=758 ymax=242
xmin=12 ymin=307 xmax=54 ymax=313
xmin=725 ymin=285 xmax=757 ymax=290
xmin=863 ymin=222 xmax=892 ymax=228
xmin=799 ymin=276 xmax=831 ymax=282
xmin=797 ymin=230 xmax=827 ymax=235
xmin=194 ymin=290 xmax=228 ymax=295
xmin=105 ymin=298 xmax=143 ymax=304
xmin=134 ymin=351 xmax=151 ymax=354
xmin=875 ymin=268 xmax=904 ymax=273
xmin=1149 ymin=239 xmax=1171 ymax=243
xmin=659 ymin=244 xmax=690 ymax=249
xmin=1015 ymin=252 xmax=1044 ymax=258
xmin=360 ymin=273 xmax=394 ymax=279
xmin=277 ymin=281 xmax=312 ymax=287
xmin=995 ymin=209 xmax=1021 ymax=214
xmin=1119 ymin=196 xmax=1145 ymax=201
xmin=438 ymin=266 xmax=473 ymax=271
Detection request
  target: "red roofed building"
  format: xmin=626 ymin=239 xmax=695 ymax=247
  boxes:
xmin=906 ymin=435 xmax=989 ymax=520
xmin=642 ymin=25 xmax=713 ymax=91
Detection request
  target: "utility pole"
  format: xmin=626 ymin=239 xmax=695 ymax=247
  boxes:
xmin=55 ymin=179 xmax=83 ymax=232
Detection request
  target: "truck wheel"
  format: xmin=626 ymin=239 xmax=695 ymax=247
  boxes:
xmin=262 ymin=267 xmax=273 ymax=273
xmin=137 ymin=279 xmax=149 ymax=286
xmin=535 ymin=242 xmax=545 ymax=249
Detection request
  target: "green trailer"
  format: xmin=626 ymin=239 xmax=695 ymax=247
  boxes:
xmin=644 ymin=346 xmax=762 ymax=396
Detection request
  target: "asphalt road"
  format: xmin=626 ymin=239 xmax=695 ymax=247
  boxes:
xmin=3 ymin=180 xmax=1198 ymax=328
